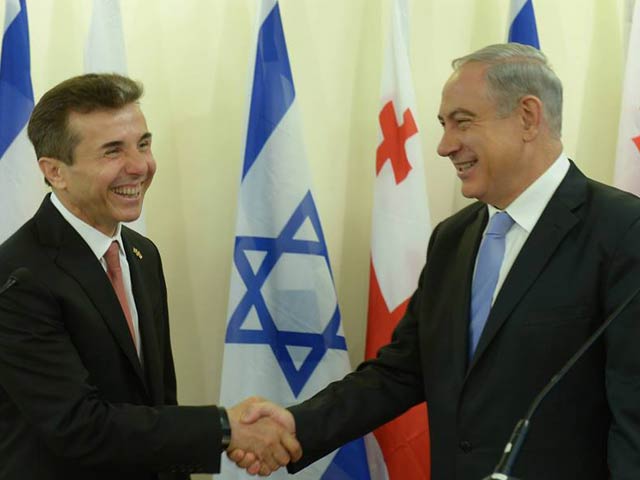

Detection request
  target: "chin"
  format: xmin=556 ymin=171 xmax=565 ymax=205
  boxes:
xmin=460 ymin=186 xmax=478 ymax=200
xmin=118 ymin=209 xmax=143 ymax=224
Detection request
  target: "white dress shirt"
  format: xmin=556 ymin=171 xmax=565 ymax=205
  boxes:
xmin=50 ymin=194 xmax=141 ymax=355
xmin=481 ymin=153 xmax=571 ymax=304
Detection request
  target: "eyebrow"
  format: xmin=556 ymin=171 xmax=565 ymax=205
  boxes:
xmin=99 ymin=132 xmax=152 ymax=150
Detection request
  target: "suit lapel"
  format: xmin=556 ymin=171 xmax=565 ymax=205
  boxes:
xmin=34 ymin=197 xmax=148 ymax=392
xmin=122 ymin=230 xmax=164 ymax=404
xmin=468 ymin=164 xmax=586 ymax=372
xmin=451 ymin=206 xmax=488 ymax=379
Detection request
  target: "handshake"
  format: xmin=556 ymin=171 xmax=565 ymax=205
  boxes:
xmin=226 ymin=397 xmax=302 ymax=476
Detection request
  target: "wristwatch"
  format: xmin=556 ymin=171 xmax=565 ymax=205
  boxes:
xmin=218 ymin=406 xmax=231 ymax=450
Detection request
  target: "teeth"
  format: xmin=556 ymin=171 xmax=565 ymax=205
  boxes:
xmin=457 ymin=161 xmax=477 ymax=172
xmin=111 ymin=186 xmax=141 ymax=197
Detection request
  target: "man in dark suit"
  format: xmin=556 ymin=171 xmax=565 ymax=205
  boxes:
xmin=232 ymin=43 xmax=640 ymax=479
xmin=0 ymin=73 xmax=300 ymax=480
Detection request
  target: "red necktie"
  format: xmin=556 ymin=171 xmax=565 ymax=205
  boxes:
xmin=104 ymin=241 xmax=137 ymax=350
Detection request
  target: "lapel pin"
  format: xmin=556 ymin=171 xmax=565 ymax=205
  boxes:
xmin=132 ymin=247 xmax=143 ymax=260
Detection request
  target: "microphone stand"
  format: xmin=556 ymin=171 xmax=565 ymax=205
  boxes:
xmin=481 ymin=283 xmax=640 ymax=480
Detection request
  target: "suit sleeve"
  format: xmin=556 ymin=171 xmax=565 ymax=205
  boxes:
xmin=0 ymin=265 xmax=223 ymax=475
xmin=154 ymin=246 xmax=179 ymax=408
xmin=604 ymin=217 xmax=640 ymax=479
xmin=154 ymin=242 xmax=203 ymax=480
xmin=287 ymin=226 xmax=442 ymax=473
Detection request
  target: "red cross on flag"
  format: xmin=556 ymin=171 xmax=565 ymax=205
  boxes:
xmin=376 ymin=101 xmax=418 ymax=183
xmin=366 ymin=0 xmax=432 ymax=478
xmin=614 ymin=2 xmax=640 ymax=195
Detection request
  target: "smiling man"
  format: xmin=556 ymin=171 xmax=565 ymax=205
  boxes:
xmin=38 ymin=103 xmax=156 ymax=236
xmin=232 ymin=44 xmax=640 ymax=479
xmin=0 ymin=74 xmax=300 ymax=480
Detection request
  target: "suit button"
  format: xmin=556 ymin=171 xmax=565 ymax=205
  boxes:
xmin=459 ymin=440 xmax=472 ymax=453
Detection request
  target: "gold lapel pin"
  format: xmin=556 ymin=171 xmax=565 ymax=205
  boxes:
xmin=132 ymin=247 xmax=143 ymax=259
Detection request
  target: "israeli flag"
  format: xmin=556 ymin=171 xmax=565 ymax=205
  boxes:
xmin=508 ymin=0 xmax=540 ymax=48
xmin=0 ymin=0 xmax=43 ymax=244
xmin=219 ymin=1 xmax=380 ymax=478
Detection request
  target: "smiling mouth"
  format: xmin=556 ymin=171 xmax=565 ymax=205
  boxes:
xmin=455 ymin=160 xmax=477 ymax=172
xmin=111 ymin=185 xmax=142 ymax=198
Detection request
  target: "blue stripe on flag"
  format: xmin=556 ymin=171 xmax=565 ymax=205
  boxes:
xmin=508 ymin=0 xmax=540 ymax=48
xmin=0 ymin=0 xmax=34 ymax=159
xmin=242 ymin=3 xmax=295 ymax=180
xmin=320 ymin=439 xmax=372 ymax=480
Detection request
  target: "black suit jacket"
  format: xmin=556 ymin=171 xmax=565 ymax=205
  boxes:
xmin=288 ymin=163 xmax=640 ymax=479
xmin=0 ymin=195 xmax=222 ymax=480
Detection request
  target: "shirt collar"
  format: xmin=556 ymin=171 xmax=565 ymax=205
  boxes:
xmin=487 ymin=152 xmax=570 ymax=233
xmin=50 ymin=193 xmax=124 ymax=260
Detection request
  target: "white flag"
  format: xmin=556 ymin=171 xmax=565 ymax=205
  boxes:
xmin=0 ymin=0 xmax=43 ymax=244
xmin=219 ymin=1 xmax=382 ymax=478
xmin=614 ymin=1 xmax=640 ymax=195
xmin=85 ymin=0 xmax=127 ymax=75
xmin=85 ymin=0 xmax=147 ymax=234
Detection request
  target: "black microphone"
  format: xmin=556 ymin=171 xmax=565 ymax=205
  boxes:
xmin=0 ymin=268 xmax=30 ymax=296
xmin=482 ymin=283 xmax=640 ymax=480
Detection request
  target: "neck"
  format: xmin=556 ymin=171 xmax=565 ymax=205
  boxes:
xmin=491 ymin=141 xmax=563 ymax=210
xmin=52 ymin=190 xmax=118 ymax=238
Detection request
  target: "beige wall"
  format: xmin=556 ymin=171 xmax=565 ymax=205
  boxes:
xmin=5 ymin=0 xmax=629 ymax=425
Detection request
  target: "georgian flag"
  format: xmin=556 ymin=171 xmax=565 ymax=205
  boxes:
xmin=614 ymin=1 xmax=640 ymax=195
xmin=365 ymin=0 xmax=431 ymax=478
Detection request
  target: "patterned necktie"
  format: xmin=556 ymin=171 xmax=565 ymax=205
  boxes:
xmin=104 ymin=241 xmax=137 ymax=351
xmin=469 ymin=211 xmax=515 ymax=359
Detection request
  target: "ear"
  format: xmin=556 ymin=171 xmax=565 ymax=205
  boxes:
xmin=38 ymin=157 xmax=67 ymax=189
xmin=519 ymin=95 xmax=543 ymax=142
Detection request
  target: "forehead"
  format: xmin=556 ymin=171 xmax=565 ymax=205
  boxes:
xmin=67 ymin=103 xmax=148 ymax=142
xmin=438 ymin=63 xmax=495 ymax=117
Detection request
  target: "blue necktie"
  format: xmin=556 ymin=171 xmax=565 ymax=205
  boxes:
xmin=469 ymin=211 xmax=515 ymax=359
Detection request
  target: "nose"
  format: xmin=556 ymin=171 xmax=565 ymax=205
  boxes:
xmin=437 ymin=127 xmax=461 ymax=158
xmin=125 ymin=149 xmax=149 ymax=176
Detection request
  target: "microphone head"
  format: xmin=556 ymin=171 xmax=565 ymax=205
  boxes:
xmin=8 ymin=267 xmax=31 ymax=285
xmin=0 ymin=267 xmax=31 ymax=295
xmin=481 ymin=476 xmax=522 ymax=480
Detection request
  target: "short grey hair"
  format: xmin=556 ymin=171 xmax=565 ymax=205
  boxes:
xmin=452 ymin=43 xmax=563 ymax=137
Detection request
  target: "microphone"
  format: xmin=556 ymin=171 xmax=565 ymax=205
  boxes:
xmin=0 ymin=268 xmax=30 ymax=296
xmin=482 ymin=283 xmax=640 ymax=480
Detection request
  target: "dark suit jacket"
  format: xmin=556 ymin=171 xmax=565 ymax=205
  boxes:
xmin=288 ymin=163 xmax=640 ymax=479
xmin=0 ymin=195 xmax=222 ymax=480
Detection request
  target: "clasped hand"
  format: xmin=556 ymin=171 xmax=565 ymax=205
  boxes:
xmin=227 ymin=397 xmax=301 ymax=476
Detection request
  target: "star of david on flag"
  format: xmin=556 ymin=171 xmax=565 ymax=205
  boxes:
xmin=226 ymin=191 xmax=347 ymax=396
xmin=218 ymin=1 xmax=383 ymax=478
